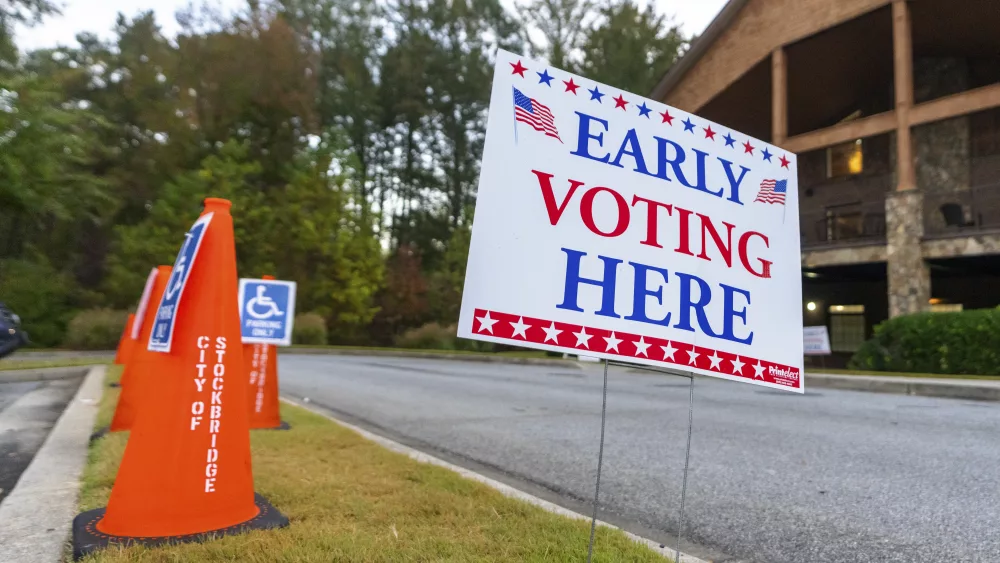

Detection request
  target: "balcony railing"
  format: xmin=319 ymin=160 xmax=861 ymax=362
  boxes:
xmin=800 ymin=200 xmax=886 ymax=248
xmin=923 ymin=183 xmax=1000 ymax=237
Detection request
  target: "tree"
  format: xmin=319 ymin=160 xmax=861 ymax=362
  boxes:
xmin=517 ymin=0 xmax=595 ymax=69
xmin=577 ymin=0 xmax=686 ymax=95
xmin=0 ymin=0 xmax=58 ymax=63
xmin=262 ymin=141 xmax=384 ymax=343
xmin=102 ymin=141 xmax=264 ymax=307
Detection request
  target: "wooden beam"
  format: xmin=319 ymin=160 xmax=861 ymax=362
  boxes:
xmin=910 ymin=82 xmax=1000 ymax=126
xmin=782 ymin=83 xmax=1000 ymax=155
xmin=783 ymin=111 xmax=897 ymax=154
xmin=892 ymin=0 xmax=916 ymax=191
xmin=771 ymin=48 xmax=788 ymax=145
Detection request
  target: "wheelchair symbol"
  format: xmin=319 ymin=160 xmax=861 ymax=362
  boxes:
xmin=246 ymin=285 xmax=284 ymax=320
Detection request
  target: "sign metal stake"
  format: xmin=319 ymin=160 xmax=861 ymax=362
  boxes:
xmin=586 ymin=358 xmax=610 ymax=563
xmin=676 ymin=376 xmax=695 ymax=563
xmin=596 ymin=361 xmax=696 ymax=563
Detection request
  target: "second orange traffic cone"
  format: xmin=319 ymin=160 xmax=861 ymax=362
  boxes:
xmin=112 ymin=315 xmax=135 ymax=366
xmin=109 ymin=266 xmax=171 ymax=432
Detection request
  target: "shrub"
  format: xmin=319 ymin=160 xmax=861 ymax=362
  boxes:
xmin=63 ymin=309 xmax=130 ymax=350
xmin=849 ymin=309 xmax=1000 ymax=375
xmin=395 ymin=322 xmax=455 ymax=350
xmin=293 ymin=312 xmax=328 ymax=345
xmin=0 ymin=258 xmax=75 ymax=347
xmin=395 ymin=322 xmax=494 ymax=352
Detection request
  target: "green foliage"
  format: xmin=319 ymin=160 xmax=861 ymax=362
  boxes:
xmin=293 ymin=312 xmax=328 ymax=345
xmin=849 ymin=310 xmax=1000 ymax=375
xmin=63 ymin=308 xmax=129 ymax=350
xmin=0 ymin=257 xmax=74 ymax=347
xmin=102 ymin=141 xmax=264 ymax=307
xmin=3 ymin=0 xmax=687 ymax=347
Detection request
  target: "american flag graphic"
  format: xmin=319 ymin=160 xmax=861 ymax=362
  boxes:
xmin=513 ymin=87 xmax=561 ymax=142
xmin=754 ymin=179 xmax=787 ymax=205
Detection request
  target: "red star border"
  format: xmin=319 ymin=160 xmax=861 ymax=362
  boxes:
xmin=471 ymin=308 xmax=802 ymax=390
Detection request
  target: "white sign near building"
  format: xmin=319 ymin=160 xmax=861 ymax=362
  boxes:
xmin=458 ymin=50 xmax=804 ymax=392
xmin=803 ymin=326 xmax=832 ymax=355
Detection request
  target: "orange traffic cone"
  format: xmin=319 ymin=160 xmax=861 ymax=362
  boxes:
xmin=108 ymin=266 xmax=171 ymax=432
xmin=73 ymin=198 xmax=287 ymax=558
xmin=244 ymin=276 xmax=289 ymax=430
xmin=113 ymin=315 xmax=135 ymax=365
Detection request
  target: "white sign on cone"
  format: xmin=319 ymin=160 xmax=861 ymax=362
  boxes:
xmin=458 ymin=50 xmax=804 ymax=392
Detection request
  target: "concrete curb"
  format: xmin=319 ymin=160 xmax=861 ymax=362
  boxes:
xmin=0 ymin=366 xmax=92 ymax=383
xmin=284 ymin=347 xmax=581 ymax=368
xmin=283 ymin=396 xmax=710 ymax=563
xmin=806 ymin=372 xmax=1000 ymax=401
xmin=0 ymin=365 xmax=105 ymax=563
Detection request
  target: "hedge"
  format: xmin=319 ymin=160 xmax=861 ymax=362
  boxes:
xmin=293 ymin=312 xmax=328 ymax=345
xmin=849 ymin=309 xmax=1000 ymax=375
xmin=395 ymin=322 xmax=494 ymax=352
xmin=63 ymin=309 xmax=130 ymax=350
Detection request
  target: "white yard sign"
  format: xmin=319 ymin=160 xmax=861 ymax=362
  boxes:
xmin=459 ymin=50 xmax=804 ymax=392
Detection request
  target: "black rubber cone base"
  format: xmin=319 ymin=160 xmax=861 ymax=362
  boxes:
xmin=71 ymin=492 xmax=288 ymax=560
xmin=255 ymin=420 xmax=291 ymax=431
xmin=88 ymin=426 xmax=110 ymax=443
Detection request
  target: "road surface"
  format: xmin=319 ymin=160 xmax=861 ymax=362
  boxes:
xmin=279 ymin=354 xmax=1000 ymax=563
xmin=0 ymin=376 xmax=82 ymax=505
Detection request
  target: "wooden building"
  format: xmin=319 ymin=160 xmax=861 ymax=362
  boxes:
xmin=653 ymin=0 xmax=1000 ymax=363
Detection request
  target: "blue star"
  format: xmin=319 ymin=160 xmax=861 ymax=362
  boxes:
xmin=761 ymin=147 xmax=773 ymax=162
xmin=723 ymin=133 xmax=736 ymax=148
xmin=682 ymin=118 xmax=696 ymax=133
xmin=637 ymin=103 xmax=652 ymax=118
xmin=537 ymin=69 xmax=554 ymax=86
xmin=588 ymin=86 xmax=605 ymax=102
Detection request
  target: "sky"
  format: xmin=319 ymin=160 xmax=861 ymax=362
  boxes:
xmin=15 ymin=0 xmax=728 ymax=51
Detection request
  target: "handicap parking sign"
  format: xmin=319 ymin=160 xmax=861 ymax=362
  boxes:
xmin=238 ymin=278 xmax=297 ymax=346
xmin=148 ymin=213 xmax=213 ymax=353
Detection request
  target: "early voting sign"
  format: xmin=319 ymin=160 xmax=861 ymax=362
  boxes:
xmin=458 ymin=51 xmax=804 ymax=392
xmin=148 ymin=213 xmax=213 ymax=353
xmin=238 ymin=279 xmax=296 ymax=346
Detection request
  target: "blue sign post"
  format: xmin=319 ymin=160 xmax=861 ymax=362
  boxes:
xmin=238 ymin=279 xmax=297 ymax=346
xmin=148 ymin=213 xmax=213 ymax=353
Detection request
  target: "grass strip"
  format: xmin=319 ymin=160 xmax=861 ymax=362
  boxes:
xmin=0 ymin=358 xmax=111 ymax=371
xmin=80 ymin=366 xmax=667 ymax=562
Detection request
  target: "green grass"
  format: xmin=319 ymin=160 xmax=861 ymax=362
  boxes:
xmin=806 ymin=367 xmax=1000 ymax=380
xmin=80 ymin=367 xmax=667 ymax=562
xmin=289 ymin=344 xmax=559 ymax=361
xmin=0 ymin=358 xmax=112 ymax=371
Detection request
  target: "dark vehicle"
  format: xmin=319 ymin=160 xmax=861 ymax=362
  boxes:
xmin=0 ymin=301 xmax=28 ymax=358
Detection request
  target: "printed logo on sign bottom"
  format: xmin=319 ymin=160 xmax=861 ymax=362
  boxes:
xmin=148 ymin=213 xmax=213 ymax=353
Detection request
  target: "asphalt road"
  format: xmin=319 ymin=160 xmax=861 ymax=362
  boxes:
xmin=279 ymin=354 xmax=1000 ymax=563
xmin=0 ymin=376 xmax=82 ymax=505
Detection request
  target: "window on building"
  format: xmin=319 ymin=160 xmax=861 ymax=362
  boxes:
xmin=930 ymin=303 xmax=963 ymax=313
xmin=828 ymin=304 xmax=866 ymax=352
xmin=827 ymin=139 xmax=864 ymax=178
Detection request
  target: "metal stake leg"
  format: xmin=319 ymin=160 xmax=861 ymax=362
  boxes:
xmin=586 ymin=359 xmax=610 ymax=563
xmin=675 ymin=377 xmax=695 ymax=563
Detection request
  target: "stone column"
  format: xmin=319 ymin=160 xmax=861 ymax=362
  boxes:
xmin=886 ymin=190 xmax=930 ymax=317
